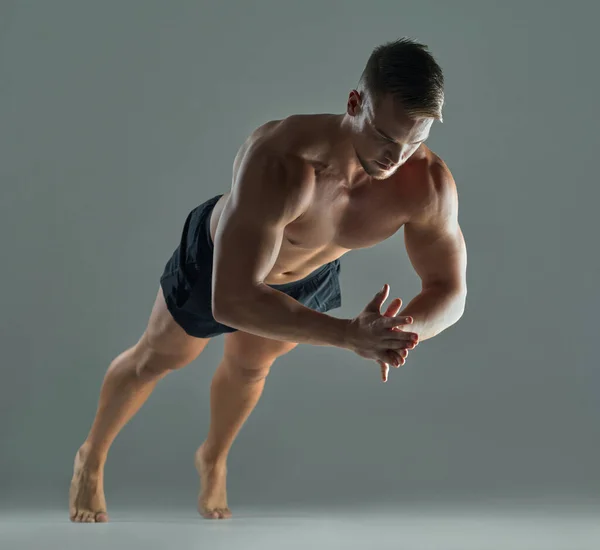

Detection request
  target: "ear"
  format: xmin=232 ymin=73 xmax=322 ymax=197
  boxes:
xmin=347 ymin=90 xmax=362 ymax=115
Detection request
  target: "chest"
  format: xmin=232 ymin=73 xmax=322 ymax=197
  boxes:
xmin=283 ymin=177 xmax=415 ymax=252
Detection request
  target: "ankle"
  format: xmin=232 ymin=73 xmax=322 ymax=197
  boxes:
xmin=197 ymin=442 xmax=227 ymax=467
xmin=78 ymin=442 xmax=106 ymax=472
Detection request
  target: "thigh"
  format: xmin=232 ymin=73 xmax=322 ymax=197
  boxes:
xmin=137 ymin=285 xmax=211 ymax=369
xmin=223 ymin=330 xmax=298 ymax=367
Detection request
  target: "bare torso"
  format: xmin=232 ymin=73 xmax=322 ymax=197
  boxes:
xmin=209 ymin=114 xmax=442 ymax=285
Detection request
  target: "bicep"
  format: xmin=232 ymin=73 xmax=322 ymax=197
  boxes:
xmin=403 ymin=177 xmax=467 ymax=292
xmin=211 ymin=147 xmax=312 ymax=311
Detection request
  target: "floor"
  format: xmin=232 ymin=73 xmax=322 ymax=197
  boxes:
xmin=1 ymin=501 xmax=599 ymax=550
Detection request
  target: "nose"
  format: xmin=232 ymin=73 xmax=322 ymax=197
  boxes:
xmin=384 ymin=148 xmax=404 ymax=167
xmin=383 ymin=156 xmax=400 ymax=169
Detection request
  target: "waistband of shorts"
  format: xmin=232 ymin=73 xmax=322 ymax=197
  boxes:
xmin=268 ymin=261 xmax=334 ymax=290
xmin=202 ymin=192 xmax=336 ymax=290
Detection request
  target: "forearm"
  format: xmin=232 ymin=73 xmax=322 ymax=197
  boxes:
xmin=399 ymin=286 xmax=466 ymax=342
xmin=213 ymin=285 xmax=349 ymax=347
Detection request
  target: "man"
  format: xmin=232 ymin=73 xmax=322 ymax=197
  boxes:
xmin=69 ymin=37 xmax=467 ymax=523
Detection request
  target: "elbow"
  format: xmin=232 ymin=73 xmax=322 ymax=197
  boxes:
xmin=212 ymin=286 xmax=260 ymax=325
xmin=212 ymin=292 xmax=233 ymax=324
xmin=440 ymin=283 xmax=467 ymax=323
xmin=447 ymin=280 xmax=467 ymax=309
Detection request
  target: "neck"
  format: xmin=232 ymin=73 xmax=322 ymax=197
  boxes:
xmin=320 ymin=113 xmax=370 ymax=186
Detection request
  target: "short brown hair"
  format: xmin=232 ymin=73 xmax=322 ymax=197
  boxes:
xmin=359 ymin=37 xmax=445 ymax=121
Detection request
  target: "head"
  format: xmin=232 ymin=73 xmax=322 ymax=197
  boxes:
xmin=345 ymin=38 xmax=444 ymax=179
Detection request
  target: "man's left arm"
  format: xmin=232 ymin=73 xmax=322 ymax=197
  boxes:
xmin=399 ymin=166 xmax=468 ymax=342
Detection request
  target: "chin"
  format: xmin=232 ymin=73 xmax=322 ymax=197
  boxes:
xmin=371 ymin=172 xmax=389 ymax=181
xmin=371 ymin=162 xmax=394 ymax=178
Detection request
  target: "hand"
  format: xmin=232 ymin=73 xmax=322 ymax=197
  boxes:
xmin=345 ymin=284 xmax=419 ymax=381
xmin=377 ymin=290 xmax=414 ymax=383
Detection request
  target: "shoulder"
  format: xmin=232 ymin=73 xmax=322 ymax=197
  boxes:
xmin=231 ymin=129 xmax=316 ymax=221
xmin=246 ymin=134 xmax=316 ymax=191
xmin=408 ymin=149 xmax=459 ymax=226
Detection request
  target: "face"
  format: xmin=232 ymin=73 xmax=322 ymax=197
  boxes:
xmin=346 ymin=90 xmax=433 ymax=179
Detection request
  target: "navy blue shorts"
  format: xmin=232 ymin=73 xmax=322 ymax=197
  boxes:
xmin=159 ymin=194 xmax=342 ymax=338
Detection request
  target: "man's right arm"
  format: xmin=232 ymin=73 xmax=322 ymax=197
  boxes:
xmin=211 ymin=143 xmax=350 ymax=348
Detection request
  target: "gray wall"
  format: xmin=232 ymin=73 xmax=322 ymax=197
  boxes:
xmin=1 ymin=0 xmax=598 ymax=510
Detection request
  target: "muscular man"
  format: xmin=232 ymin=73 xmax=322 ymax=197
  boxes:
xmin=69 ymin=37 xmax=467 ymax=522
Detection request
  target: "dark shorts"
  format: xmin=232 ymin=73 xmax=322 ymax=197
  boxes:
xmin=159 ymin=194 xmax=342 ymax=338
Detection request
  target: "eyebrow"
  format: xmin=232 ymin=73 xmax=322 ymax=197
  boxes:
xmin=375 ymin=125 xmax=428 ymax=145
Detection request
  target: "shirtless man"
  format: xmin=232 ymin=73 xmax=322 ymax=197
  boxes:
xmin=69 ymin=38 xmax=467 ymax=522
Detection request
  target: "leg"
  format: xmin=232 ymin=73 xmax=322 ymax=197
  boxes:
xmin=69 ymin=286 xmax=210 ymax=523
xmin=196 ymin=330 xmax=298 ymax=519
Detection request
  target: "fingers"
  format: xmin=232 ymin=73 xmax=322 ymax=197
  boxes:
xmin=386 ymin=349 xmax=407 ymax=367
xmin=367 ymin=286 xmax=418 ymax=384
xmin=378 ymin=361 xmax=389 ymax=383
xmin=367 ymin=284 xmax=390 ymax=313
xmin=383 ymin=339 xmax=418 ymax=350
xmin=382 ymin=332 xmax=418 ymax=346
xmin=368 ymin=285 xmax=405 ymax=315
xmin=382 ymin=318 xmax=418 ymax=342
xmin=384 ymin=315 xmax=413 ymax=328
xmin=379 ymin=350 xmax=407 ymax=370
xmin=378 ymin=348 xmax=409 ymax=383
xmin=383 ymin=297 xmax=403 ymax=317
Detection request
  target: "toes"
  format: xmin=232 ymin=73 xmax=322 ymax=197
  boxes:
xmin=219 ymin=507 xmax=232 ymax=519
xmin=72 ymin=510 xmax=107 ymax=523
xmin=82 ymin=512 xmax=92 ymax=522
xmin=201 ymin=509 xmax=217 ymax=519
xmin=96 ymin=512 xmax=109 ymax=523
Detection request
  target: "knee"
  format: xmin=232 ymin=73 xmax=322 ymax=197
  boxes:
xmin=133 ymin=344 xmax=192 ymax=380
xmin=225 ymin=359 xmax=273 ymax=383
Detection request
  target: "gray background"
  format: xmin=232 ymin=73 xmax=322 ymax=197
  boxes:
xmin=1 ymin=0 xmax=599 ymax=517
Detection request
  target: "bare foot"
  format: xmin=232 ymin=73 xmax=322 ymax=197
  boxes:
xmin=195 ymin=443 xmax=232 ymax=520
xmin=69 ymin=444 xmax=109 ymax=523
